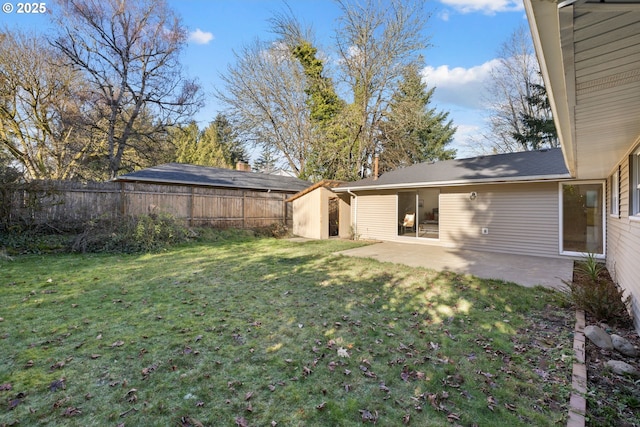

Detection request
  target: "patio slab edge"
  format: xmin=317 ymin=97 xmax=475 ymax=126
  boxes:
xmin=568 ymin=309 xmax=586 ymax=427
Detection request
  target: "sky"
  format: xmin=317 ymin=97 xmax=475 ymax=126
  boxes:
xmin=1 ymin=0 xmax=528 ymax=160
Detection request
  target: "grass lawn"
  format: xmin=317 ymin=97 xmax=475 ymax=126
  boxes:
xmin=0 ymin=236 xmax=573 ymax=426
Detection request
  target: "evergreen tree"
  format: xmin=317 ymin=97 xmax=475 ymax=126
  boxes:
xmin=253 ymin=146 xmax=278 ymax=174
xmin=379 ymin=63 xmax=456 ymax=172
xmin=512 ymin=81 xmax=558 ymax=151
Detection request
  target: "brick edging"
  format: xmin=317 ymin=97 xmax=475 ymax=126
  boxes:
xmin=568 ymin=309 xmax=587 ymax=427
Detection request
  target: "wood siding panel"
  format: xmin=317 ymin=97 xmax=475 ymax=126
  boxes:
xmin=607 ymin=157 xmax=640 ymax=331
xmin=292 ymin=190 xmax=322 ymax=239
xmin=440 ymin=183 xmax=560 ymax=257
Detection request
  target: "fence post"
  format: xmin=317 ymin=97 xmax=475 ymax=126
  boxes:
xmin=242 ymin=190 xmax=246 ymax=229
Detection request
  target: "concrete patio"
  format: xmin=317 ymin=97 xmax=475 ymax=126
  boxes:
xmin=338 ymin=241 xmax=574 ymax=289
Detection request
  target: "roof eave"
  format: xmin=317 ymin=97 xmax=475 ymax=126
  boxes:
xmin=334 ymin=173 xmax=574 ymax=192
xmin=525 ymin=0 xmax=578 ymax=178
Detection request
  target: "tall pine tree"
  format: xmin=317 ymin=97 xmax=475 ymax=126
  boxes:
xmin=379 ymin=63 xmax=457 ymax=173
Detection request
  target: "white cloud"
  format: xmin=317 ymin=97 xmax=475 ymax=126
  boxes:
xmin=189 ymin=28 xmax=214 ymax=45
xmin=421 ymin=59 xmax=499 ymax=110
xmin=438 ymin=0 xmax=523 ymax=15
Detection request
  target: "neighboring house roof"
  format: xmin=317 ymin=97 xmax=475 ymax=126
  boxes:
xmin=335 ymin=148 xmax=571 ymax=192
xmin=286 ymin=179 xmax=346 ymax=202
xmin=114 ymin=163 xmax=311 ymax=193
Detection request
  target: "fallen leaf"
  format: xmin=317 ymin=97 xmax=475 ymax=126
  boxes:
xmin=244 ymin=391 xmax=254 ymax=401
xmin=402 ymin=413 xmax=410 ymax=424
xmin=235 ymin=417 xmax=249 ymax=427
xmin=91 ymin=354 xmax=101 ymax=359
xmin=8 ymin=398 xmax=21 ymax=410
xmin=179 ymin=416 xmax=204 ymax=427
xmin=111 ymin=340 xmax=125 ymax=347
xmin=62 ymin=406 xmax=82 ymax=416
xmin=0 ymin=383 xmax=11 ymax=391
xmin=316 ymin=402 xmax=326 ymax=410
xmin=24 ymin=360 xmax=34 ymax=368
xmin=49 ymin=378 xmax=65 ymax=392
xmin=50 ymin=360 xmax=65 ymax=370
xmin=359 ymin=409 xmax=379 ymax=423
xmin=337 ymin=347 xmax=350 ymax=358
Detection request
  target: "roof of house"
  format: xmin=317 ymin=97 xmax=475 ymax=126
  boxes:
xmin=114 ymin=163 xmax=311 ymax=193
xmin=335 ymin=148 xmax=571 ymax=192
xmin=286 ymin=179 xmax=346 ymax=202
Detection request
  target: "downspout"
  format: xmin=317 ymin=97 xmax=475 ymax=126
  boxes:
xmin=347 ymin=189 xmax=358 ymax=240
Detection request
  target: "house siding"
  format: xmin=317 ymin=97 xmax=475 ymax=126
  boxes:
xmin=350 ymin=182 xmax=561 ymax=257
xmin=440 ymin=183 xmax=560 ymax=257
xmin=606 ymin=155 xmax=640 ymax=331
xmin=353 ymin=191 xmax=397 ymax=241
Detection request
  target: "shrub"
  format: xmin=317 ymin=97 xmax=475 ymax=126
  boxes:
xmin=72 ymin=213 xmax=192 ymax=253
xmin=563 ymin=257 xmax=632 ymax=327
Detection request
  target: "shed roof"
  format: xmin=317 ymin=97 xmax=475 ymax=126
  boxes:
xmin=114 ymin=163 xmax=311 ymax=193
xmin=335 ymin=148 xmax=571 ymax=192
xmin=286 ymin=179 xmax=345 ymax=202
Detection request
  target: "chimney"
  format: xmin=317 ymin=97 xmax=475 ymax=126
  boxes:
xmin=373 ymin=153 xmax=379 ymax=180
xmin=236 ymin=161 xmax=251 ymax=172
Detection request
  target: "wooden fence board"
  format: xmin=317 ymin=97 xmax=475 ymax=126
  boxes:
xmin=4 ymin=180 xmax=296 ymax=230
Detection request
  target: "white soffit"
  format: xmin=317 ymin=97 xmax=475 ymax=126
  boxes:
xmin=560 ymin=0 xmax=640 ymax=179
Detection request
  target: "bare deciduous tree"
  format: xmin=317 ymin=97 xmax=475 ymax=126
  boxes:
xmin=481 ymin=24 xmax=551 ymax=153
xmin=53 ymin=0 xmax=203 ymax=179
xmin=334 ymin=0 xmax=430 ymax=177
xmin=0 ymin=30 xmax=92 ymax=180
xmin=217 ymin=38 xmax=315 ymax=177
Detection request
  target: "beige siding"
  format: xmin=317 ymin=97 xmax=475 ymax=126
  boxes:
xmin=337 ymin=195 xmax=351 ymax=239
xmin=353 ymin=191 xmax=397 ymax=241
xmin=440 ymin=183 xmax=560 ymax=257
xmin=351 ymin=182 xmax=560 ymax=257
xmin=606 ymin=156 xmax=640 ymax=331
xmin=292 ymin=189 xmax=323 ymax=239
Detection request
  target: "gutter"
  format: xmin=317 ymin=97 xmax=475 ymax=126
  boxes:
xmin=333 ymin=174 xmax=573 ymax=193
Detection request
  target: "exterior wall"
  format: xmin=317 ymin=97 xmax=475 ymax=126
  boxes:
xmin=337 ymin=194 xmax=352 ymax=239
xmin=292 ymin=189 xmax=323 ymax=239
xmin=350 ymin=182 xmax=561 ymax=257
xmin=352 ymin=190 xmax=397 ymax=241
xmin=606 ymin=154 xmax=640 ymax=331
xmin=439 ymin=183 xmax=560 ymax=257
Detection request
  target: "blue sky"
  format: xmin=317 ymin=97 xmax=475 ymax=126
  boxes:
xmin=1 ymin=0 xmax=527 ymax=158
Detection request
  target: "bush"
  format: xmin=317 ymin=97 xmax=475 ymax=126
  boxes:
xmin=72 ymin=213 xmax=192 ymax=253
xmin=563 ymin=256 xmax=632 ymax=327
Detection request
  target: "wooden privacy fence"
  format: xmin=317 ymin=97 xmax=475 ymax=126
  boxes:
xmin=4 ymin=180 xmax=294 ymax=230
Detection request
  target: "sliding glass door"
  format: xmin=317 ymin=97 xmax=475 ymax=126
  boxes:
xmin=560 ymin=182 xmax=605 ymax=256
xmin=397 ymin=189 xmax=439 ymax=239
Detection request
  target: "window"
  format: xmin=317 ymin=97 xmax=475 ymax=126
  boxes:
xmin=610 ymin=167 xmax=619 ymax=217
xmin=632 ymin=149 xmax=640 ymax=217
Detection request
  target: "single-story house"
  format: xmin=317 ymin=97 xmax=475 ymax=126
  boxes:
xmin=525 ymin=0 xmax=640 ymax=330
xmin=332 ymin=148 xmax=603 ymax=259
xmin=114 ymin=162 xmax=310 ymax=228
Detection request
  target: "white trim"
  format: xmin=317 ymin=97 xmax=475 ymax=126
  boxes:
xmin=610 ymin=168 xmax=620 ymax=218
xmin=558 ymin=181 xmax=606 ymax=257
xmin=335 ymin=174 xmax=573 ymax=193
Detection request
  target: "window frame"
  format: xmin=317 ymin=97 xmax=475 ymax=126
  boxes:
xmin=631 ymin=148 xmax=640 ymax=218
xmin=610 ymin=167 xmax=620 ymax=217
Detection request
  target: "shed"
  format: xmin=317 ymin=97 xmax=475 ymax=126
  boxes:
xmin=287 ymin=180 xmax=351 ymax=239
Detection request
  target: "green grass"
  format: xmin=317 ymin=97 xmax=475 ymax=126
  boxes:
xmin=0 ymin=236 xmax=573 ymax=426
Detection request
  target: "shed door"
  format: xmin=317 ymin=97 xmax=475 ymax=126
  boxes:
xmin=328 ymin=198 xmax=339 ymax=237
